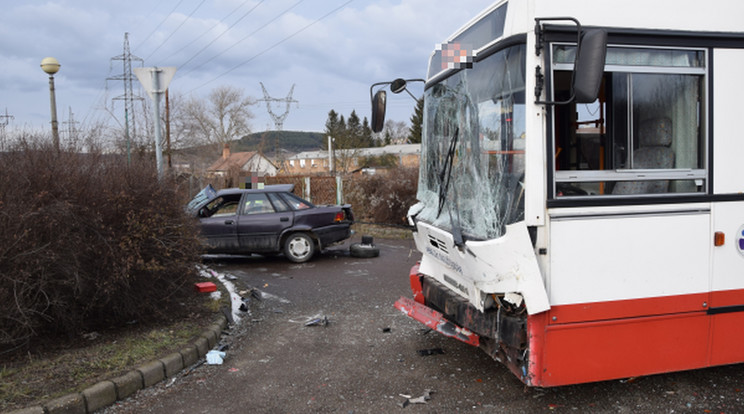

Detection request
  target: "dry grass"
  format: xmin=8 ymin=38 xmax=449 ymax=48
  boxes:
xmin=0 ymin=291 xmax=221 ymax=412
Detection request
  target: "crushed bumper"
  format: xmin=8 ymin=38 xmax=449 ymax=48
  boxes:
xmin=394 ymin=296 xmax=480 ymax=347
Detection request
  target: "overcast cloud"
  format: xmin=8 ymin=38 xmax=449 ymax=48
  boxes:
xmin=0 ymin=0 xmax=492 ymax=137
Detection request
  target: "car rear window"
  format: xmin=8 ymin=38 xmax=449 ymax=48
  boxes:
xmin=281 ymin=192 xmax=314 ymax=210
xmin=268 ymin=192 xmax=291 ymax=212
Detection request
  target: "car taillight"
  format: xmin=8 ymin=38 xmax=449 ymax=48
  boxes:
xmin=334 ymin=211 xmax=344 ymax=222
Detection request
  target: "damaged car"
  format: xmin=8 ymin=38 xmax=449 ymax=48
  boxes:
xmin=188 ymin=184 xmax=354 ymax=263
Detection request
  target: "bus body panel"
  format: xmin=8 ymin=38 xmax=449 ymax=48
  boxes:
xmin=713 ymin=49 xmax=744 ymax=195
xmin=710 ymin=201 xmax=744 ymax=365
xmin=548 ymin=205 xmax=711 ymax=312
xmin=533 ymin=312 xmax=709 ymax=387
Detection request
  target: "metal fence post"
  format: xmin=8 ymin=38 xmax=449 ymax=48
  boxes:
xmin=336 ymin=175 xmax=343 ymax=204
xmin=304 ymin=176 xmax=311 ymax=202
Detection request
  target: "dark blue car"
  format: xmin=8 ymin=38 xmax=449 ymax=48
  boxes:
xmin=189 ymin=184 xmax=354 ymax=263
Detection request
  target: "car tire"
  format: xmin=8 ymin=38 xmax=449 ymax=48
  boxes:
xmin=284 ymin=233 xmax=315 ymax=263
xmin=349 ymin=242 xmax=380 ymax=258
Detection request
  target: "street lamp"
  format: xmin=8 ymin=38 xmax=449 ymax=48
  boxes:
xmin=40 ymin=57 xmax=60 ymax=151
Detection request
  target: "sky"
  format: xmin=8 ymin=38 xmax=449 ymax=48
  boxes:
xmin=0 ymin=0 xmax=493 ymax=140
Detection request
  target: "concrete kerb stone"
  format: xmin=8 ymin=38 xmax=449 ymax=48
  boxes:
xmin=137 ymin=360 xmax=166 ymax=388
xmin=81 ymin=381 xmax=117 ymax=413
xmin=194 ymin=336 xmax=210 ymax=357
xmin=110 ymin=370 xmax=144 ymax=400
xmin=5 ymin=406 xmax=45 ymax=414
xmin=44 ymin=392 xmax=85 ymax=414
xmin=9 ymin=313 xmax=230 ymax=414
xmin=161 ymin=352 xmax=185 ymax=378
xmin=180 ymin=344 xmax=199 ymax=367
xmin=201 ymin=328 xmax=217 ymax=349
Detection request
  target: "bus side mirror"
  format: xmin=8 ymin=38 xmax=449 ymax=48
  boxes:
xmin=573 ymin=28 xmax=607 ymax=103
xmin=371 ymin=89 xmax=387 ymax=133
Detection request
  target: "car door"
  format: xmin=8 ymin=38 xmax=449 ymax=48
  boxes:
xmin=237 ymin=192 xmax=294 ymax=252
xmin=199 ymin=195 xmax=241 ymax=252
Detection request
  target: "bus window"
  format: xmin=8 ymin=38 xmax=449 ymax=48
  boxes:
xmin=551 ymin=46 xmax=707 ymax=198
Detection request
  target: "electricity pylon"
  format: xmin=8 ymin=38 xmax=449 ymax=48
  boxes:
xmin=258 ymin=83 xmax=298 ymax=131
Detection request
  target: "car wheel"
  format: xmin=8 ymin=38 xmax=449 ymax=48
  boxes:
xmin=284 ymin=233 xmax=315 ymax=263
xmin=349 ymin=242 xmax=380 ymax=258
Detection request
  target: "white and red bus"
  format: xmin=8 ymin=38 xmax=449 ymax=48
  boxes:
xmin=371 ymin=0 xmax=744 ymax=386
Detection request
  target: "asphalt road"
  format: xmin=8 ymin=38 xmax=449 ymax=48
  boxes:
xmin=102 ymin=237 xmax=744 ymax=413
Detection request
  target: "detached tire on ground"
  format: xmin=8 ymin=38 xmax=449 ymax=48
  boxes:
xmin=349 ymin=242 xmax=380 ymax=258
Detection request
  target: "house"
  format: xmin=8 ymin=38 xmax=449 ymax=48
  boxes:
xmin=207 ymin=144 xmax=278 ymax=177
xmin=283 ymin=144 xmax=420 ymax=175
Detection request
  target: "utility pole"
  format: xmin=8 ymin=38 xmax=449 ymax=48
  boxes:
xmin=63 ymin=107 xmax=79 ymax=142
xmin=109 ymin=33 xmax=144 ymax=164
xmin=0 ymin=108 xmax=12 ymax=151
xmin=165 ymin=89 xmax=172 ymax=168
xmin=134 ymin=66 xmax=177 ymax=180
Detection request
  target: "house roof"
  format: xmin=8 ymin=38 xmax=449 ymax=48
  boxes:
xmin=207 ymin=151 xmax=258 ymax=172
xmin=287 ymin=144 xmax=421 ymax=160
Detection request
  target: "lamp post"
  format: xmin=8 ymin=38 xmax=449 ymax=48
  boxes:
xmin=40 ymin=57 xmax=61 ymax=151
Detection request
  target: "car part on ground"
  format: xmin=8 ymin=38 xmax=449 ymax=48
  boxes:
xmin=349 ymin=235 xmax=380 ymax=258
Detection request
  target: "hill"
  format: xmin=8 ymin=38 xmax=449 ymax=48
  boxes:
xmin=235 ymin=130 xmax=325 ymax=153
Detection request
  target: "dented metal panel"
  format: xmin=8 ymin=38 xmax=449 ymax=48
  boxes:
xmin=394 ymin=296 xmax=480 ymax=347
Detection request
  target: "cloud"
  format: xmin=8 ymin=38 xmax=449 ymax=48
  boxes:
xmin=0 ymin=0 xmax=493 ymax=133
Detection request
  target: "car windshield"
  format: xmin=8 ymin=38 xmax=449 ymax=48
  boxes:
xmin=416 ymin=44 xmax=526 ymax=241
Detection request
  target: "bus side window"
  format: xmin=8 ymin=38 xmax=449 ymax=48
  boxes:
xmin=551 ymin=46 xmax=706 ymax=198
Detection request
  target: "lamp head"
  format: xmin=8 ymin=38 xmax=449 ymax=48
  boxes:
xmin=40 ymin=57 xmax=61 ymax=75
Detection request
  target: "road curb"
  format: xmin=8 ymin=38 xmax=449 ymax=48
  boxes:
xmin=6 ymin=314 xmax=228 ymax=414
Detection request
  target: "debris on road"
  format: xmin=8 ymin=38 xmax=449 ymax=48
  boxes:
xmin=399 ymin=389 xmax=435 ymax=408
xmin=305 ymin=314 xmax=329 ymax=327
xmin=194 ymin=282 xmax=217 ymax=293
xmin=417 ymin=348 xmax=445 ymax=356
xmin=350 ymin=235 xmax=380 ymax=258
xmin=206 ymin=350 xmax=226 ymax=365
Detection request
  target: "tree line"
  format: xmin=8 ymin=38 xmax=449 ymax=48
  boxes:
xmin=323 ymin=97 xmax=423 ymax=151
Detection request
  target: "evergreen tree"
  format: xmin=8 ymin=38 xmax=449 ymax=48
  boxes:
xmin=407 ymin=98 xmax=424 ymax=144
xmin=361 ymin=117 xmax=374 ymax=147
xmin=346 ymin=110 xmax=362 ymax=148
xmin=324 ymin=110 xmax=342 ymax=150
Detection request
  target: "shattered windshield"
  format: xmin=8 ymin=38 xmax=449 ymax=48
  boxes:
xmin=416 ymin=44 xmax=526 ymax=241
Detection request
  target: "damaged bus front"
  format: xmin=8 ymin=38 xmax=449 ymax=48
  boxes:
xmin=399 ymin=38 xmax=552 ymax=382
xmin=375 ymin=0 xmax=605 ymax=386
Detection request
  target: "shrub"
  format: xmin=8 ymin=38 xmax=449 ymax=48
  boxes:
xmin=344 ymin=167 xmax=418 ymax=226
xmin=0 ymin=140 xmax=203 ymax=350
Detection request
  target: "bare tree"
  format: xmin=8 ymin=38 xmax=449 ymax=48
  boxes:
xmin=380 ymin=120 xmax=409 ymax=145
xmin=181 ymin=86 xmax=256 ymax=154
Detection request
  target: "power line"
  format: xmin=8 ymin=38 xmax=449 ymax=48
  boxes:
xmin=134 ymin=0 xmax=186 ymax=52
xmin=187 ymin=0 xmax=352 ymax=93
xmin=144 ymin=0 xmax=207 ymax=62
xmin=161 ymin=0 xmax=256 ymax=63
xmin=179 ymin=0 xmax=302 ymax=79
xmin=176 ymin=0 xmax=266 ymax=69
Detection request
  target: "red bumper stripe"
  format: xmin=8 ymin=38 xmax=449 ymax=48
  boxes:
xmin=394 ymin=296 xmax=480 ymax=347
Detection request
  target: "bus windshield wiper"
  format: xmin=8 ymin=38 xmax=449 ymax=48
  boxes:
xmin=436 ymin=127 xmax=465 ymax=247
xmin=437 ymin=127 xmax=459 ymax=218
